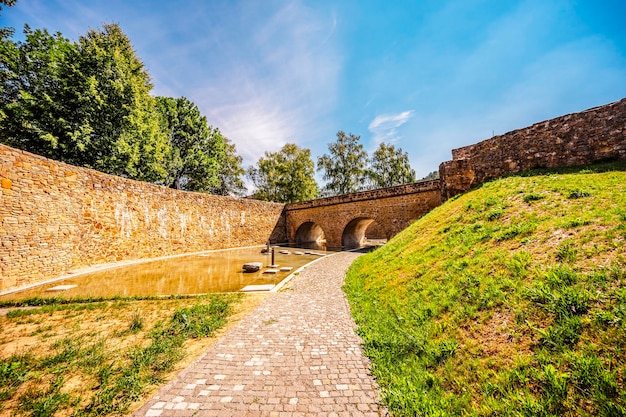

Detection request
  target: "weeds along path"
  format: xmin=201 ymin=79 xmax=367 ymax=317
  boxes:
xmin=135 ymin=251 xmax=384 ymax=416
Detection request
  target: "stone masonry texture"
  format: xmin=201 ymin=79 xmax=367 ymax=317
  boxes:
xmin=284 ymin=181 xmax=441 ymax=248
xmin=439 ymin=98 xmax=626 ymax=198
xmin=134 ymin=251 xmax=384 ymax=417
xmin=0 ymin=144 xmax=285 ymax=291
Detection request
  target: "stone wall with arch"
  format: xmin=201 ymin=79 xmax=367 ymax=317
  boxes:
xmin=284 ymin=181 xmax=442 ymax=249
xmin=2 ymin=98 xmax=625 ymax=290
xmin=284 ymin=98 xmax=626 ymax=249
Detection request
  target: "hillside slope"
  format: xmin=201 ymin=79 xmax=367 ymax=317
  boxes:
xmin=344 ymin=162 xmax=626 ymax=416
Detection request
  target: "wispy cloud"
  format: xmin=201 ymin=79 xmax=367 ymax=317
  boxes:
xmin=367 ymin=110 xmax=415 ymax=145
xmin=149 ymin=1 xmax=342 ymax=167
xmin=9 ymin=1 xmax=342 ymax=168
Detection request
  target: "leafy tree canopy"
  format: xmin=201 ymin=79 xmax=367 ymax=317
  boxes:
xmin=156 ymin=96 xmax=227 ymax=192
xmin=0 ymin=23 xmax=170 ymax=182
xmin=0 ymin=21 xmax=251 ymax=195
xmin=248 ymin=143 xmax=318 ymax=203
xmin=210 ymin=137 xmax=247 ymax=197
xmin=0 ymin=26 xmax=77 ymax=157
xmin=421 ymin=170 xmax=440 ymax=181
xmin=74 ymin=23 xmax=169 ymax=182
xmin=369 ymin=142 xmax=416 ymax=188
xmin=317 ymin=131 xmax=369 ymax=196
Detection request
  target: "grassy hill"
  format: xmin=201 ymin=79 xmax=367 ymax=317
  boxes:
xmin=344 ymin=162 xmax=626 ymax=416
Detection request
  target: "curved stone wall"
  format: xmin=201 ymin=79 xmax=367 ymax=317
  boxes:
xmin=0 ymin=144 xmax=285 ymax=291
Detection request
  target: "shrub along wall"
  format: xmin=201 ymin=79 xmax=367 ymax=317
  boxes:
xmin=0 ymin=144 xmax=285 ymax=291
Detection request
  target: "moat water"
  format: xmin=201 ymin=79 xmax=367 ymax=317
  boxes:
xmin=0 ymin=246 xmax=327 ymax=300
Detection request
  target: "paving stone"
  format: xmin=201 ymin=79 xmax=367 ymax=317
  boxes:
xmin=134 ymin=252 xmax=385 ymax=416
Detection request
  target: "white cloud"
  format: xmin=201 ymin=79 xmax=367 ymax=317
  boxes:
xmin=149 ymin=1 xmax=342 ymax=168
xmin=5 ymin=0 xmax=343 ymax=182
xmin=367 ymin=110 xmax=415 ymax=145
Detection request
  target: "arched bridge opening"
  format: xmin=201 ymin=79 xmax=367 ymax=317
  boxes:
xmin=363 ymin=220 xmax=385 ymax=240
xmin=342 ymin=217 xmax=380 ymax=249
xmin=295 ymin=222 xmax=326 ymax=249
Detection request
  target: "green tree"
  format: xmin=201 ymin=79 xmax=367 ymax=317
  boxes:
xmin=156 ymin=96 xmax=226 ymax=192
xmin=74 ymin=23 xmax=169 ymax=181
xmin=247 ymin=143 xmax=318 ymax=203
xmin=317 ymin=131 xmax=369 ymax=196
xmin=0 ymin=23 xmax=170 ymax=182
xmin=0 ymin=26 xmax=79 ymax=158
xmin=369 ymin=142 xmax=416 ymax=188
xmin=210 ymin=137 xmax=247 ymax=197
xmin=421 ymin=170 xmax=440 ymax=181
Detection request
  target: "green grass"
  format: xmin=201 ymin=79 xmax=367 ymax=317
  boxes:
xmin=0 ymin=293 xmax=204 ymax=309
xmin=344 ymin=161 xmax=626 ymax=416
xmin=84 ymin=300 xmax=232 ymax=415
xmin=0 ymin=294 xmax=239 ymax=416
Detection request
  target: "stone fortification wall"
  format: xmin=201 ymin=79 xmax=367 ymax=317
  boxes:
xmin=285 ymin=180 xmax=441 ymax=247
xmin=440 ymin=98 xmax=626 ymax=198
xmin=0 ymin=144 xmax=285 ymax=291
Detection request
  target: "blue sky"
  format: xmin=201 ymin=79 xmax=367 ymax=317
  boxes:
xmin=2 ymin=0 xmax=626 ymax=180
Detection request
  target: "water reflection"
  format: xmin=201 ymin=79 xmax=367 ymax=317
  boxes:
xmin=0 ymin=246 xmax=326 ymax=300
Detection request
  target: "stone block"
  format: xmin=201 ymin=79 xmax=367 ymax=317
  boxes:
xmin=1 ymin=177 xmax=12 ymax=189
xmin=243 ymin=262 xmax=263 ymax=272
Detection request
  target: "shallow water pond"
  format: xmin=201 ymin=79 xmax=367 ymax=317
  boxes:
xmin=0 ymin=246 xmax=326 ymax=300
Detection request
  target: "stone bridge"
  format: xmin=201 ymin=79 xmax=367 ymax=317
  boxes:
xmin=283 ymin=180 xmax=442 ymax=249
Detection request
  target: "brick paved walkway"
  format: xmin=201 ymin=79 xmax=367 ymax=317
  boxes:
xmin=134 ymin=251 xmax=385 ymax=417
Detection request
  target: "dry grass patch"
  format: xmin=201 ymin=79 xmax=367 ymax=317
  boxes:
xmin=0 ymin=292 xmax=268 ymax=416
